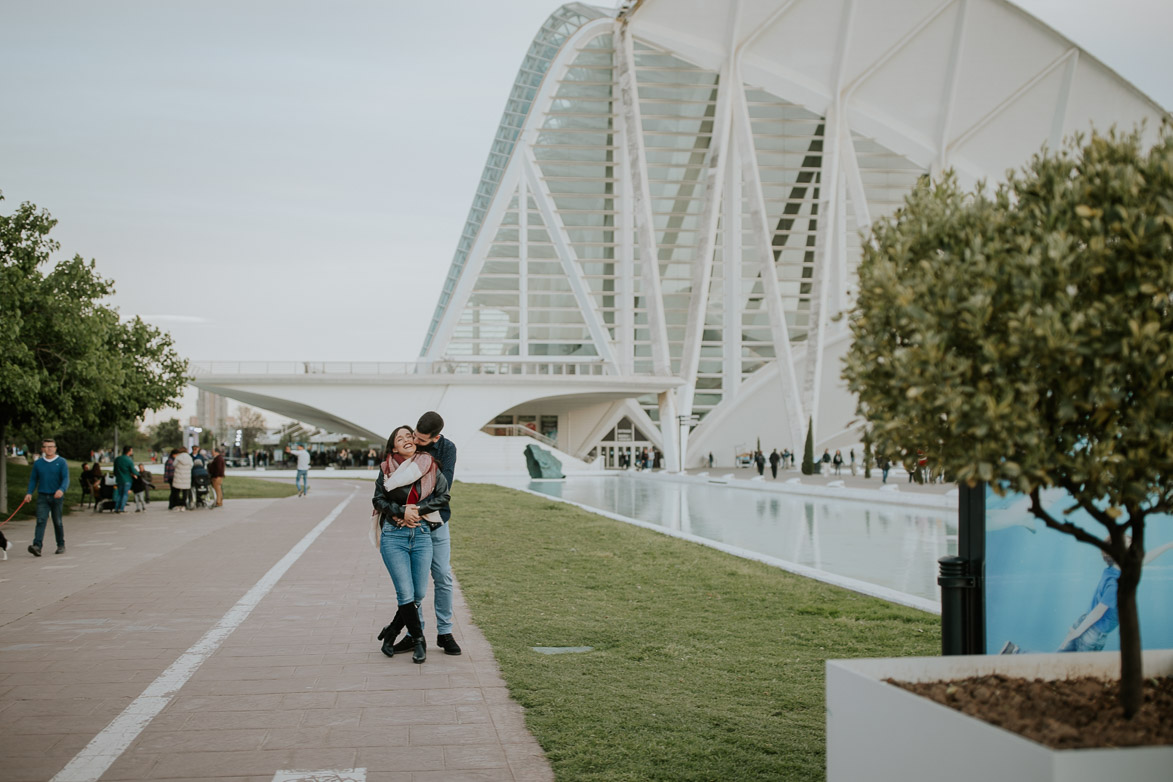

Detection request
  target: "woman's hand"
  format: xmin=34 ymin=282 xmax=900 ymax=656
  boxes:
xmin=403 ymin=504 xmax=421 ymax=524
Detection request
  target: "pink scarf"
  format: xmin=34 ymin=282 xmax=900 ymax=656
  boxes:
xmin=382 ymin=452 xmax=437 ymax=499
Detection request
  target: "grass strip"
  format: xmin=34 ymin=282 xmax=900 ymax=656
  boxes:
xmin=4 ymin=461 xmax=296 ymax=519
xmin=220 ymin=474 xmax=298 ymax=499
xmin=451 ymin=482 xmax=940 ymax=781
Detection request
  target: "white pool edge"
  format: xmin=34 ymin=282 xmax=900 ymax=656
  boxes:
xmin=494 ymin=481 xmax=941 ymax=615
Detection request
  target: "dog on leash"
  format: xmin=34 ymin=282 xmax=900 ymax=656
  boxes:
xmin=0 ymin=529 xmax=10 ymax=561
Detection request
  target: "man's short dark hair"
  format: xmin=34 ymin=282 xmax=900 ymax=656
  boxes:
xmin=416 ymin=411 xmax=444 ymax=437
xmin=42 ymin=438 xmax=56 ymax=445
xmin=122 ymin=445 xmax=133 ymax=455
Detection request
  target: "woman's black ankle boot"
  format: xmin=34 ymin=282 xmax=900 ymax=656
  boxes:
xmin=404 ymin=603 xmax=426 ymax=664
xmin=378 ymin=605 xmax=407 ymax=658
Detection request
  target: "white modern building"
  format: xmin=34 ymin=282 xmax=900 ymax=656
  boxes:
xmin=193 ymin=0 xmax=1168 ymax=472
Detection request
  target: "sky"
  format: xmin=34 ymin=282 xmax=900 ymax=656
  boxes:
xmin=2 ymin=0 xmax=1170 ymax=426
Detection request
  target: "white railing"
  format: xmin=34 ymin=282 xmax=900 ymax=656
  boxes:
xmin=481 ymin=424 xmax=559 ymax=448
xmin=190 ymin=358 xmax=617 ymax=377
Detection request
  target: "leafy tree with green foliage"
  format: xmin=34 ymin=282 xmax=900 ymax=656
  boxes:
xmin=843 ymin=127 xmax=1173 ymax=718
xmin=149 ymin=418 xmax=184 ymax=454
xmin=0 ymin=193 xmax=189 ymax=512
xmin=801 ymin=417 xmax=815 ymax=475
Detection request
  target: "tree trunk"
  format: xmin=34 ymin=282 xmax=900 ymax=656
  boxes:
xmin=0 ymin=418 xmax=7 ymax=515
xmin=1116 ymin=549 xmax=1144 ymax=718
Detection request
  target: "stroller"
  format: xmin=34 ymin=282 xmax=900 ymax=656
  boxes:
xmin=188 ymin=471 xmax=217 ymax=510
xmin=93 ymin=476 xmax=117 ymax=512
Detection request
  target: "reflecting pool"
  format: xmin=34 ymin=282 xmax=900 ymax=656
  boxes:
xmin=499 ymin=475 xmax=955 ymax=605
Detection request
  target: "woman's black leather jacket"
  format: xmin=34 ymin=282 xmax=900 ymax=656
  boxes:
xmin=372 ymin=470 xmax=450 ymax=530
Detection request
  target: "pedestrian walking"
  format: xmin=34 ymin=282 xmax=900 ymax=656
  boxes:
xmin=769 ymin=448 xmax=780 ymax=479
xmin=754 ymin=450 xmax=766 ymax=476
xmin=170 ymin=447 xmax=193 ymax=511
xmin=209 ymin=447 xmax=226 ymax=507
xmin=287 ymin=444 xmax=311 ymax=496
xmin=833 ymin=449 xmax=844 ymax=476
xmin=25 ymin=438 xmax=70 ymax=555
xmin=112 ymin=445 xmax=140 ymax=513
xmin=850 ymin=448 xmax=857 ymax=476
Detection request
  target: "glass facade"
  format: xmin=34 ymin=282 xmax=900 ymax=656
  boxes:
xmin=423 ymin=3 xmax=929 ymax=440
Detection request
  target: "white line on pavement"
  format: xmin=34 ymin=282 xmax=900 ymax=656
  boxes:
xmin=51 ymin=492 xmax=357 ymax=782
xmin=272 ymin=769 xmax=367 ymax=782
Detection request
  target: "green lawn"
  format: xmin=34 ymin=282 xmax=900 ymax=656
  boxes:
xmin=220 ymin=474 xmax=298 ymax=499
xmin=451 ymin=482 xmax=940 ymax=782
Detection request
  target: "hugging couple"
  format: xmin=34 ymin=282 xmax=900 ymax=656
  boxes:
xmin=371 ymin=410 xmax=459 ymax=664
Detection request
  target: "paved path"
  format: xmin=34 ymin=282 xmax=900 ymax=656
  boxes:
xmin=0 ymin=481 xmax=552 ymax=781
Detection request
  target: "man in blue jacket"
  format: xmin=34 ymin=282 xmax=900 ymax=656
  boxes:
xmin=393 ymin=411 xmax=462 ymax=656
xmin=24 ymin=438 xmax=70 ymax=556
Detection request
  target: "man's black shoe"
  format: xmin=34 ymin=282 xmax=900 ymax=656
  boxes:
xmin=28 ymin=544 xmax=41 ymax=557
xmin=392 ymin=634 xmax=416 ymax=653
xmin=436 ymin=634 xmax=462 ymax=656
xmin=55 ymin=546 xmax=65 ymax=554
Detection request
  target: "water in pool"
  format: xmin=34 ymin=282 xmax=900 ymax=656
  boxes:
xmin=498 ymin=475 xmax=955 ymax=604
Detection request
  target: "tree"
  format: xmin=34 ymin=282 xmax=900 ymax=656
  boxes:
xmin=861 ymin=427 xmax=874 ymax=479
xmin=0 ymin=193 xmax=189 ymax=511
xmin=150 ymin=418 xmax=184 ymax=454
xmin=236 ymin=405 xmax=267 ymax=452
xmin=843 ymin=127 xmax=1173 ymax=718
xmin=801 ymin=417 xmax=815 ymax=475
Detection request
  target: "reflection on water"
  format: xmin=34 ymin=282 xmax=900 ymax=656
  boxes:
xmin=508 ymin=475 xmax=955 ymax=603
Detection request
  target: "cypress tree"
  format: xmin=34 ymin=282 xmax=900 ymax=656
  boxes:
xmin=801 ymin=417 xmax=815 ymax=475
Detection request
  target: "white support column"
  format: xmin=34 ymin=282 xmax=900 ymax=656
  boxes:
xmin=523 ymin=150 xmax=620 ymax=368
xmin=677 ymin=0 xmax=741 ymax=468
xmin=679 ymin=65 xmax=735 ymax=415
xmin=1050 ymin=49 xmax=1079 ymax=152
xmin=614 ymin=62 xmax=636 ymax=375
xmin=518 ymin=175 xmax=529 ymax=358
xmin=615 ymin=18 xmax=671 ymax=377
xmin=839 ymin=127 xmax=871 ymax=230
xmin=933 ymin=0 xmax=968 ymax=175
xmin=616 ymin=16 xmax=678 ymax=468
xmin=834 ymin=163 xmax=850 ymax=320
xmin=733 ymin=74 xmax=805 ymax=451
xmin=658 ymin=390 xmax=680 ymax=472
xmin=802 ymin=0 xmax=854 ymax=445
xmin=722 ymin=128 xmax=743 ymax=401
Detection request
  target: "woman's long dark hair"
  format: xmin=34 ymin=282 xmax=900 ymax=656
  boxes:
xmin=384 ymin=425 xmax=414 ymax=460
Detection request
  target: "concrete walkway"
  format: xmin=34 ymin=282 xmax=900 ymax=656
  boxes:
xmin=0 ymin=481 xmax=552 ymax=781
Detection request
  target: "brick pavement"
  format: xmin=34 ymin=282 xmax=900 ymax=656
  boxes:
xmin=0 ymin=480 xmax=552 ymax=781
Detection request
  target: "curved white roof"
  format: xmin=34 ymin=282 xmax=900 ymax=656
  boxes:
xmin=628 ymin=0 xmax=1167 ymax=185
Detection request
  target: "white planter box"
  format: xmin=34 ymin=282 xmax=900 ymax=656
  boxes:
xmin=827 ymin=650 xmax=1173 ymax=782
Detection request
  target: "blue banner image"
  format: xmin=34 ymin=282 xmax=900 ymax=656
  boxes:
xmin=985 ymin=485 xmax=1173 ymax=655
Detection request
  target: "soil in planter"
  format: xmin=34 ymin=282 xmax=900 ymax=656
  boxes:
xmin=887 ymin=674 xmax=1173 ymax=749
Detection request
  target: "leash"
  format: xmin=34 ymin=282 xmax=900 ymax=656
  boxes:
xmin=0 ymin=496 xmax=30 ymax=528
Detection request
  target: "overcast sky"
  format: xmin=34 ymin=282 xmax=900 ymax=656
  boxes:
xmin=2 ymin=0 xmax=1170 ymax=424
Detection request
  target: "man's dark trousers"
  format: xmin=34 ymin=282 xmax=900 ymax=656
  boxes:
xmin=33 ymin=494 xmax=65 ymax=548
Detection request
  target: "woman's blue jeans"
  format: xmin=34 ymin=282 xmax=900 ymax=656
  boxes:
xmin=379 ymin=523 xmax=432 ymax=606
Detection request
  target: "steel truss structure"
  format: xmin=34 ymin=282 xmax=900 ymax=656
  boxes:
xmin=421 ymin=0 xmax=1168 ymax=468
